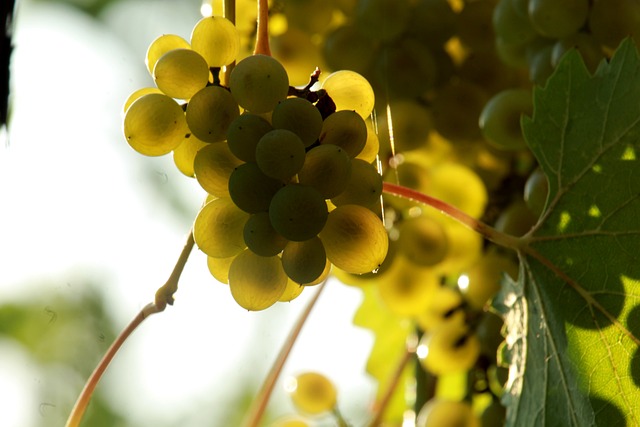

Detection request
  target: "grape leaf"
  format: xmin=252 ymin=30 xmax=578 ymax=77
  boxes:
xmin=498 ymin=39 xmax=640 ymax=426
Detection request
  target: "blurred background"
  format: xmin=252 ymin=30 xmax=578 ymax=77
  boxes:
xmin=0 ymin=0 xmax=375 ymax=426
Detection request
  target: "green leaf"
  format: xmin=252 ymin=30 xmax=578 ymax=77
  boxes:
xmin=499 ymin=39 xmax=640 ymax=426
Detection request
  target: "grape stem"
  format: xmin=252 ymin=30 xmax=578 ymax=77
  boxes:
xmin=368 ymin=347 xmax=414 ymax=427
xmin=382 ymin=182 xmax=523 ymax=251
xmin=242 ymin=281 xmax=328 ymax=427
xmin=253 ymin=0 xmax=270 ymax=55
xmin=64 ymin=230 xmax=195 ymax=427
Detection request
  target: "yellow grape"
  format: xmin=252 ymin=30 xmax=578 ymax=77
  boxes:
xmin=186 ymin=85 xmax=240 ymax=142
xmin=190 ymin=15 xmax=239 ymax=67
xmin=153 ymin=48 xmax=210 ymax=100
xmin=123 ymin=93 xmax=188 ymax=156
xmin=228 ymin=249 xmax=288 ymax=311
xmin=356 ymin=119 xmax=380 ymax=163
xmin=206 ymin=255 xmax=236 ymax=284
xmin=416 ymin=399 xmax=480 ymax=427
xmin=297 ymin=144 xmax=352 ymax=199
xmin=287 ymin=372 xmax=337 ymax=415
xmin=396 ymin=216 xmax=449 ymax=267
xmin=145 ymin=34 xmax=191 ymax=75
xmin=320 ymin=110 xmax=368 ymax=158
xmin=229 ymin=54 xmax=289 ymax=114
xmin=193 ymin=198 xmax=249 ymax=258
xmin=193 ymin=142 xmax=243 ymax=197
xmin=320 ymin=70 xmax=375 ymax=118
xmin=123 ymin=87 xmax=162 ymax=113
xmin=427 ymin=162 xmax=488 ymax=219
xmin=279 ymin=279 xmax=305 ymax=303
xmin=331 ymin=158 xmax=382 ymax=208
xmin=318 ymin=204 xmax=388 ymax=274
xmin=172 ymin=134 xmax=208 ymax=177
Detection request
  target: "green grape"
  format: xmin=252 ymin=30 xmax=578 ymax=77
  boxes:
xmin=494 ymin=198 xmax=538 ymax=236
xmin=243 ymin=212 xmax=288 ymax=257
xmin=123 ymin=93 xmax=189 ymax=156
xmin=526 ymin=42 xmax=555 ymax=86
xmin=320 ymin=70 xmax=375 ymax=118
xmin=173 ymin=134 xmax=208 ymax=177
xmin=255 ymin=129 xmax=306 ymax=180
xmin=319 ymin=110 xmax=368 ymax=158
xmin=528 ymin=0 xmax=590 ymax=39
xmin=206 ymin=255 xmax=236 ymax=284
xmin=418 ymin=313 xmax=481 ymax=375
xmin=269 ymin=184 xmax=329 ymax=241
xmin=287 ymin=372 xmax=337 ymax=415
xmin=355 ymin=0 xmax=411 ymax=41
xmin=226 ymin=113 xmax=273 ymax=162
xmin=589 ymin=0 xmax=640 ymax=50
xmin=457 ymin=0 xmax=496 ymax=53
xmin=228 ymin=162 xmax=285 ymax=213
xmin=493 ymin=0 xmax=537 ymax=46
xmin=193 ymin=197 xmax=249 ymax=258
xmin=331 ymin=159 xmax=382 ymax=208
xmin=524 ymin=167 xmax=548 ymax=217
xmin=479 ymin=89 xmax=532 ymax=151
xmin=271 ymin=97 xmax=323 ymax=147
xmin=396 ymin=216 xmax=449 ymax=267
xmin=427 ymin=163 xmax=488 ymax=220
xmin=145 ymin=34 xmax=191 ymax=75
xmin=281 ymin=237 xmax=327 ymax=284
xmin=153 ymin=48 xmax=210 ymax=100
xmin=551 ymin=32 xmax=605 ymax=74
xmin=323 ymin=24 xmax=375 ymax=74
xmin=229 ymin=55 xmax=289 ymax=114
xmin=186 ymin=85 xmax=240 ymax=142
xmin=298 ymin=144 xmax=352 ymax=199
xmin=193 ymin=142 xmax=243 ymax=197
xmin=461 ymin=251 xmax=519 ymax=310
xmin=475 ymin=310 xmax=505 ymax=359
xmin=376 ymin=100 xmax=432 ymax=153
xmin=495 ymin=35 xmax=529 ymax=68
xmin=406 ymin=0 xmax=457 ymax=48
xmin=228 ymin=249 xmax=288 ymax=311
xmin=416 ymin=399 xmax=480 ymax=427
xmin=431 ymin=80 xmax=488 ymax=142
xmin=190 ymin=15 xmax=239 ymax=67
xmin=319 ymin=204 xmax=388 ymax=274
xmin=306 ymin=257 xmax=332 ymax=286
xmin=123 ymin=87 xmax=162 ymax=113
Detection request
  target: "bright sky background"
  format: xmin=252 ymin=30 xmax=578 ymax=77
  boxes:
xmin=0 ymin=1 xmax=376 ymax=425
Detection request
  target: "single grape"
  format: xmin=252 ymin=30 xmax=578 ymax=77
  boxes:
xmin=229 ymin=55 xmax=289 ymax=114
xmin=528 ymin=0 xmax=590 ymax=39
xmin=479 ymin=88 xmax=532 ymax=151
xmin=153 ymin=48 xmax=210 ymax=100
xmin=319 ymin=110 xmax=368 ymax=158
xmin=524 ymin=167 xmax=548 ymax=217
xmin=226 ymin=113 xmax=273 ymax=162
xmin=145 ymin=34 xmax=191 ymax=75
xmin=123 ymin=93 xmax=189 ymax=156
xmin=190 ymin=15 xmax=239 ymax=67
xmin=255 ymin=129 xmax=306 ymax=180
xmin=493 ymin=0 xmax=537 ymax=46
xmin=228 ymin=249 xmax=288 ymax=311
xmin=186 ymin=85 xmax=240 ymax=142
xmin=243 ymin=212 xmax=288 ymax=257
xmin=173 ymin=134 xmax=208 ymax=177
xmin=331 ymin=159 xmax=382 ymax=208
xmin=321 ymin=70 xmax=375 ymax=118
xmin=207 ymin=255 xmax=236 ymax=284
xmin=287 ymin=372 xmax=337 ymax=415
xmin=298 ymin=144 xmax=352 ymax=199
xmin=279 ymin=279 xmax=305 ymax=303
xmin=281 ymin=237 xmax=327 ymax=284
xmin=319 ymin=204 xmax=388 ymax=274
xmin=193 ymin=197 xmax=249 ymax=258
xmin=123 ymin=87 xmax=162 ymax=113
xmin=269 ymin=184 xmax=329 ymax=241
xmin=228 ymin=162 xmax=285 ymax=213
xmin=396 ymin=216 xmax=449 ymax=267
xmin=416 ymin=398 xmax=480 ymax=427
xmin=193 ymin=142 xmax=243 ymax=198
xmin=271 ymin=97 xmax=323 ymax=147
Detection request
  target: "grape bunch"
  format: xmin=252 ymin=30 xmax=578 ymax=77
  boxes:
xmin=122 ymin=15 xmax=389 ymax=312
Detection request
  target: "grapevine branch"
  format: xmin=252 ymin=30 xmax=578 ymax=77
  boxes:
xmin=253 ymin=0 xmax=270 ymax=55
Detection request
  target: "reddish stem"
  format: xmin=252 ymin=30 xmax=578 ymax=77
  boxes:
xmin=253 ymin=0 xmax=271 ymax=55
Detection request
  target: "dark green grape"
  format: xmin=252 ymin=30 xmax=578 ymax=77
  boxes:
xmin=226 ymin=113 xmax=273 ymax=162
xmin=255 ymin=129 xmax=306 ymax=180
xmin=281 ymin=237 xmax=327 ymax=284
xmin=186 ymin=85 xmax=240 ymax=142
xmin=269 ymin=184 xmax=328 ymax=241
xmin=493 ymin=0 xmax=537 ymax=46
xmin=479 ymin=89 xmax=532 ymax=150
xmin=320 ymin=110 xmax=368 ymax=158
xmin=524 ymin=167 xmax=548 ymax=217
xmin=298 ymin=144 xmax=352 ymax=199
xmin=331 ymin=159 xmax=382 ymax=208
xmin=271 ymin=97 xmax=323 ymax=147
xmin=528 ymin=0 xmax=590 ymax=39
xmin=243 ymin=212 xmax=288 ymax=257
xmin=551 ymin=32 xmax=605 ymax=74
xmin=355 ymin=0 xmax=411 ymax=42
xmin=228 ymin=162 xmax=285 ymax=213
xmin=494 ymin=198 xmax=538 ymax=236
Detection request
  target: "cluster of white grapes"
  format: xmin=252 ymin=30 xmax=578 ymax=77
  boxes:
xmin=122 ymin=15 xmax=388 ymax=311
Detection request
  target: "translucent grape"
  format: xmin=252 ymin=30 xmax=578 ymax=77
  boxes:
xmin=320 ymin=110 xmax=368 ymax=158
xmin=278 ymin=279 xmax=305 ymax=303
xmin=145 ymin=34 xmax=191 ymax=75
xmin=319 ymin=204 xmax=388 ymax=274
xmin=228 ymin=249 xmax=288 ymax=311
xmin=297 ymin=144 xmax=352 ymax=199
xmin=357 ymin=120 xmax=380 ymax=163
xmin=173 ymin=134 xmax=208 ymax=177
xmin=193 ymin=198 xmax=249 ymax=258
xmin=269 ymin=184 xmax=328 ymax=241
xmin=228 ymin=162 xmax=285 ymax=213
xmin=321 ymin=70 xmax=375 ymax=118
xmin=255 ymin=129 xmax=306 ymax=180
xmin=190 ymin=15 xmax=239 ymax=67
xmin=416 ymin=399 xmax=480 ymax=427
xmin=123 ymin=93 xmax=188 ymax=156
xmin=427 ymin=163 xmax=488 ymax=219
xmin=331 ymin=159 xmax=382 ymax=208
xmin=281 ymin=237 xmax=327 ymax=284
xmin=186 ymin=85 xmax=240 ymax=142
xmin=243 ymin=212 xmax=288 ymax=257
xmin=153 ymin=48 xmax=210 ymax=100
xmin=123 ymin=87 xmax=162 ymax=113
xmin=479 ymin=88 xmax=532 ymax=151
xmin=207 ymin=255 xmax=235 ymax=284
xmin=226 ymin=113 xmax=273 ymax=162
xmin=271 ymin=97 xmax=323 ymax=147
xmin=287 ymin=372 xmax=337 ymax=415
xmin=193 ymin=142 xmax=242 ymax=197
xmin=396 ymin=216 xmax=449 ymax=267
xmin=229 ymin=55 xmax=289 ymax=114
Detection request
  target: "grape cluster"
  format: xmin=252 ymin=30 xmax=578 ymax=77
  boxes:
xmin=122 ymin=15 xmax=389 ymax=312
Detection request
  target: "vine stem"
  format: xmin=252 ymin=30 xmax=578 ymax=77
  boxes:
xmin=242 ymin=281 xmax=328 ymax=427
xmin=65 ymin=230 xmax=195 ymax=427
xmin=253 ymin=0 xmax=271 ymax=55
xmin=382 ymin=182 xmax=523 ymax=251
xmin=368 ymin=348 xmax=414 ymax=427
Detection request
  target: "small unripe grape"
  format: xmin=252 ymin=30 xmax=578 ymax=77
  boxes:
xmin=321 ymin=70 xmax=375 ymax=118
xmin=298 ymin=144 xmax=352 ymax=199
xmin=286 ymin=372 xmax=337 ymax=415
xmin=320 ymin=110 xmax=368 ymax=158
xmin=243 ymin=212 xmax=288 ymax=257
xmin=528 ymin=0 xmax=590 ymax=39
